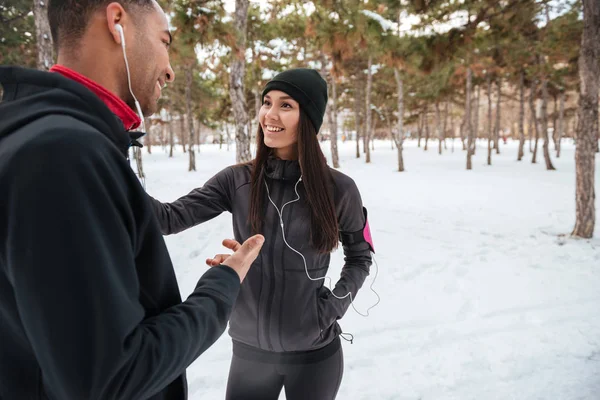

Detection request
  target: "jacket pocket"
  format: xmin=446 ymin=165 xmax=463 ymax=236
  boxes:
xmin=316 ymin=287 xmax=323 ymax=334
xmin=317 ymin=285 xmax=338 ymax=331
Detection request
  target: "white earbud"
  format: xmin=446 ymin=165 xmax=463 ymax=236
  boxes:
xmin=115 ymin=24 xmax=127 ymax=50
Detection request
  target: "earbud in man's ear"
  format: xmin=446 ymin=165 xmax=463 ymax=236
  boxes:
xmin=115 ymin=24 xmax=125 ymax=47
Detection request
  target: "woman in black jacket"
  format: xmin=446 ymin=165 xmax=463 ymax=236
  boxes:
xmin=150 ymin=68 xmax=375 ymax=400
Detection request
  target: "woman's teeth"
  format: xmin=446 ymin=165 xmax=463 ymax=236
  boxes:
xmin=266 ymin=126 xmax=284 ymax=132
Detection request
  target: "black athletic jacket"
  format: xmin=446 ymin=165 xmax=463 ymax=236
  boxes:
xmin=0 ymin=66 xmax=241 ymax=400
xmin=150 ymin=159 xmax=373 ymax=353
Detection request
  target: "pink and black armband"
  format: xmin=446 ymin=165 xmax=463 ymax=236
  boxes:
xmin=339 ymin=207 xmax=375 ymax=253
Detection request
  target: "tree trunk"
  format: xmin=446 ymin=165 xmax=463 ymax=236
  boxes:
xmin=386 ymin=110 xmax=394 ymax=149
xmin=355 ymin=79 xmax=361 ymax=158
xmin=229 ymin=0 xmax=252 ymax=163
xmin=362 ymin=80 xmax=367 ymax=154
xmin=331 ymin=75 xmax=340 ymax=167
xmin=146 ymin=120 xmax=152 ymax=154
xmin=540 ymin=78 xmax=556 ymax=170
xmin=557 ymin=91 xmax=565 ymax=158
xmin=424 ymin=107 xmax=430 ymax=151
xmin=450 ymin=105 xmax=455 ymax=152
xmin=133 ymin=146 xmax=145 ymax=185
xmin=530 ymin=82 xmax=540 ymax=163
xmin=466 ymin=67 xmax=474 ymax=170
xmin=185 ymin=68 xmax=196 ymax=171
xmin=365 ymin=55 xmax=373 ymax=164
xmin=473 ymin=84 xmax=480 ymax=155
xmin=529 ymin=105 xmax=534 ymax=153
xmin=196 ymin=120 xmax=201 ymax=152
xmin=254 ymin=87 xmax=261 ymax=142
xmin=572 ymin=0 xmax=599 ymax=238
xmin=169 ymin=113 xmax=174 ymax=158
xmin=179 ymin=115 xmax=187 ymax=153
xmin=344 ymin=123 xmax=348 ymax=144
xmin=33 ymin=0 xmax=54 ymax=70
xmin=225 ymin=123 xmax=231 ymax=151
xmin=552 ymin=94 xmax=559 ymax=150
xmin=443 ymin=99 xmax=449 ymax=150
xmin=436 ymin=101 xmax=443 ymax=154
xmin=388 ymin=113 xmax=395 ymax=150
xmin=371 ymin=118 xmax=375 ymax=151
xmin=518 ymin=70 xmax=526 ymax=161
xmin=363 ymin=81 xmax=368 ymax=155
xmin=417 ymin=111 xmax=423 ymax=147
xmin=393 ymin=68 xmax=405 ymax=172
xmin=487 ymin=74 xmax=493 ymax=165
xmin=460 ymin=108 xmax=467 ymax=151
xmin=322 ymin=60 xmax=340 ymax=168
xmin=161 ymin=122 xmax=168 ymax=151
xmin=371 ymin=117 xmax=376 ymax=151
xmin=494 ymin=77 xmax=501 ymax=154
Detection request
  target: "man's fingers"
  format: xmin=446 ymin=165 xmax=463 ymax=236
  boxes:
xmin=206 ymin=254 xmax=230 ymax=266
xmin=240 ymin=234 xmax=265 ymax=254
xmin=214 ymin=254 xmax=229 ymax=264
xmin=222 ymin=239 xmax=241 ymax=252
xmin=223 ymin=235 xmax=264 ymax=253
xmin=219 ymin=235 xmax=264 ymax=283
xmin=253 ymin=235 xmax=265 ymax=248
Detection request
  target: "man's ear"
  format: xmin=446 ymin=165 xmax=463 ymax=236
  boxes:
xmin=105 ymin=2 xmax=127 ymax=45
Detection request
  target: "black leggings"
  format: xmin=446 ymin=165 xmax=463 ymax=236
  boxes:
xmin=225 ymin=346 xmax=344 ymax=400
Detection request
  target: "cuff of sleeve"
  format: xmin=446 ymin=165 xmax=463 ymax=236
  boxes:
xmin=214 ymin=264 xmax=240 ymax=282
xmin=194 ymin=265 xmax=241 ymax=305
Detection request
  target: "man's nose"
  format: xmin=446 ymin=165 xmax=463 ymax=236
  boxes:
xmin=166 ymin=64 xmax=175 ymax=83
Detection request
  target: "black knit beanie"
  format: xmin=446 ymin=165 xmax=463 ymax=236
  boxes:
xmin=261 ymin=68 xmax=328 ymax=133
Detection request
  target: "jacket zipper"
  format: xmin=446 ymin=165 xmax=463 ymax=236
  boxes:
xmin=278 ymin=199 xmax=295 ymax=351
xmin=264 ymin=180 xmax=285 ymax=351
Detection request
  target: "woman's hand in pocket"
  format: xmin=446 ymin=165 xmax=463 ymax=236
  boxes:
xmin=317 ymin=286 xmax=338 ymax=330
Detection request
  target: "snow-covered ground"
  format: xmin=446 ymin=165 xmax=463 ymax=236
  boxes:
xmin=144 ymin=139 xmax=600 ymax=400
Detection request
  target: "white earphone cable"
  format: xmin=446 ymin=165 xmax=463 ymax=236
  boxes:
xmin=116 ymin=24 xmax=147 ymax=190
xmin=264 ymin=176 xmax=380 ymax=317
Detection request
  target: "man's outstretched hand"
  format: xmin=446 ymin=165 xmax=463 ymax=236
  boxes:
xmin=207 ymin=236 xmax=264 ymax=282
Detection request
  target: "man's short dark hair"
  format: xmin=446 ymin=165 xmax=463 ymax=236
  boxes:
xmin=48 ymin=0 xmax=154 ymax=51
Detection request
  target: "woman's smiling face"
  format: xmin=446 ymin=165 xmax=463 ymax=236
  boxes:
xmin=259 ymin=90 xmax=300 ymax=160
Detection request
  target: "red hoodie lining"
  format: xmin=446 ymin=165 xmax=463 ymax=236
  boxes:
xmin=50 ymin=65 xmax=141 ymax=131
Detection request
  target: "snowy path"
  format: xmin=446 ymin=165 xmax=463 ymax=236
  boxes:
xmin=144 ymin=140 xmax=600 ymax=400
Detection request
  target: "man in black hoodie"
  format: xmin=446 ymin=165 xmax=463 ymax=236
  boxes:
xmin=0 ymin=1 xmax=264 ymax=399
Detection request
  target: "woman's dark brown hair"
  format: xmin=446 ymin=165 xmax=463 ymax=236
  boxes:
xmin=249 ymin=109 xmax=339 ymax=253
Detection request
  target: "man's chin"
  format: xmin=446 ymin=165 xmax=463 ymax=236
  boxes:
xmin=125 ymin=101 xmax=152 ymax=120
xmin=142 ymin=103 xmax=158 ymax=119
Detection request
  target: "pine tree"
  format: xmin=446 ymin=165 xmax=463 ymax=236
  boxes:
xmin=572 ymin=0 xmax=599 ymax=238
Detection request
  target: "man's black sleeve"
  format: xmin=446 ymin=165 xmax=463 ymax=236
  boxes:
xmin=4 ymin=130 xmax=240 ymax=399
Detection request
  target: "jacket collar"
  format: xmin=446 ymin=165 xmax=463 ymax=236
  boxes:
xmin=265 ymin=158 xmax=302 ymax=181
